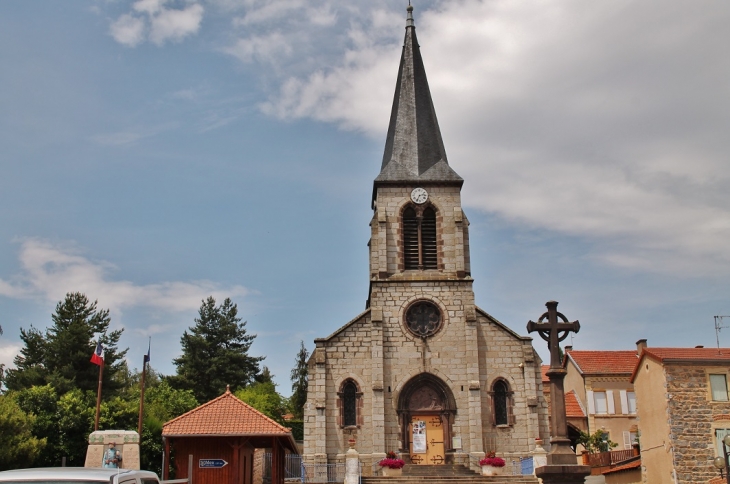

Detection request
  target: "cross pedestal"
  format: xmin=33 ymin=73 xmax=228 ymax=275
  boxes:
xmin=527 ymin=301 xmax=590 ymax=484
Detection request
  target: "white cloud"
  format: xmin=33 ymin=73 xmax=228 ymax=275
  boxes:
xmin=149 ymin=3 xmax=204 ymax=45
xmin=110 ymin=13 xmax=147 ymax=47
xmin=0 ymin=342 xmax=22 ymax=370
xmin=0 ymin=239 xmax=249 ymax=313
xmin=109 ymin=0 xmax=204 ymax=47
xmin=258 ymin=0 xmax=730 ymax=277
xmin=224 ymin=32 xmax=292 ymax=63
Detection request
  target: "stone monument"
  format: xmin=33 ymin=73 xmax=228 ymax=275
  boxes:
xmin=527 ymin=301 xmax=590 ymax=484
xmin=84 ymin=430 xmax=140 ymax=469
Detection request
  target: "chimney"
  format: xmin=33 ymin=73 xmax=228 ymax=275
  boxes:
xmin=695 ymin=345 xmax=704 ymax=348
xmin=636 ymin=339 xmax=647 ymax=354
xmin=565 ymin=345 xmax=573 ymax=353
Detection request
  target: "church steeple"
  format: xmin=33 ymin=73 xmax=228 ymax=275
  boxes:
xmin=375 ymin=5 xmax=462 ymax=185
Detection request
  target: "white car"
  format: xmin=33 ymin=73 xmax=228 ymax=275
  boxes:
xmin=0 ymin=467 xmax=160 ymax=484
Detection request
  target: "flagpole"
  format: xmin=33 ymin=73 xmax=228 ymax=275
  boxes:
xmin=137 ymin=354 xmax=146 ymax=438
xmin=94 ymin=360 xmax=103 ymax=431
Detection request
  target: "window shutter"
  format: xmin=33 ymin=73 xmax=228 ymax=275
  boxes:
xmin=619 ymin=390 xmax=628 ymax=414
xmin=403 ymin=208 xmax=419 ymax=269
xmin=607 ymin=390 xmax=615 ymax=414
xmin=623 ymin=431 xmax=632 ymax=450
xmin=586 ymin=391 xmax=595 ymax=415
xmin=421 ymin=208 xmax=437 ymax=269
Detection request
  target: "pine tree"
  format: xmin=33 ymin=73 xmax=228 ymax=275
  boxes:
xmin=289 ymin=341 xmax=309 ymax=419
xmin=4 ymin=293 xmax=127 ymax=395
xmin=170 ymin=296 xmax=263 ymax=402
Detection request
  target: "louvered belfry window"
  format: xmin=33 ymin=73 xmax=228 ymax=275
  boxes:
xmin=403 ymin=205 xmax=437 ymax=270
xmin=343 ymin=380 xmax=358 ymax=427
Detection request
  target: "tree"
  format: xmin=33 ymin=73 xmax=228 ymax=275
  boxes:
xmin=236 ymin=382 xmax=286 ymax=423
xmin=289 ymin=341 xmax=309 ymax=419
xmin=4 ymin=293 xmax=127 ymax=395
xmin=170 ymin=297 xmax=263 ymax=403
xmin=0 ymin=394 xmax=46 ymax=470
xmin=577 ymin=429 xmax=619 ymax=453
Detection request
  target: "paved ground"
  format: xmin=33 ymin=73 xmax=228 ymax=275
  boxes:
xmin=584 ymin=475 xmax=606 ymax=484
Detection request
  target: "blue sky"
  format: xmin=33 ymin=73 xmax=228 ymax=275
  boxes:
xmin=1 ymin=0 xmax=729 ymax=396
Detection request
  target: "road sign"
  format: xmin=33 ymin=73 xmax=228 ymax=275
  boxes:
xmin=199 ymin=459 xmax=228 ymax=468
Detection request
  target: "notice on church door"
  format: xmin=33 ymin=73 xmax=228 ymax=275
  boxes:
xmin=412 ymin=420 xmax=427 ymax=453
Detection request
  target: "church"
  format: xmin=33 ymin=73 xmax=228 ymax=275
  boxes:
xmin=303 ymin=6 xmax=550 ymax=470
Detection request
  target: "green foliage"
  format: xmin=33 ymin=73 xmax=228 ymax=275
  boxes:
xmin=14 ymin=385 xmax=61 ymax=467
xmin=236 ymin=381 xmax=285 ymax=423
xmin=577 ymin=430 xmax=619 ymax=454
xmin=0 ymin=394 xmax=46 ymax=470
xmin=287 ymin=420 xmax=304 ymax=441
xmin=289 ymin=341 xmax=309 ymax=420
xmin=170 ymin=297 xmax=263 ymax=402
xmin=5 ymin=293 xmax=127 ymax=396
xmin=57 ymin=389 xmax=95 ymax=466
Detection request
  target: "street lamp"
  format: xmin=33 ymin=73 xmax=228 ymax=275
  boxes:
xmin=713 ymin=434 xmax=730 ymax=484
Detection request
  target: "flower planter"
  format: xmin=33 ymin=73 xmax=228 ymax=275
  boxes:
xmin=481 ymin=465 xmax=502 ymax=476
xmin=381 ymin=467 xmax=402 ymax=477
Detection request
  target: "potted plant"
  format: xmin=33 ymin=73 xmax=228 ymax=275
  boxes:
xmin=479 ymin=451 xmax=505 ymax=476
xmin=379 ymin=451 xmax=405 ymax=477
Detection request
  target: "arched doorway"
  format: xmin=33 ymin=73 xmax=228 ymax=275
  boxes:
xmin=397 ymin=373 xmax=456 ymax=465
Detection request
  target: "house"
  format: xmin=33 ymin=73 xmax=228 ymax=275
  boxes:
xmin=563 ymin=346 xmax=639 ymax=450
xmin=630 ymin=341 xmax=730 ymax=484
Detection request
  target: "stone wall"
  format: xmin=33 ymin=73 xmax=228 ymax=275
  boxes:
xmin=665 ymin=364 xmax=730 ymax=483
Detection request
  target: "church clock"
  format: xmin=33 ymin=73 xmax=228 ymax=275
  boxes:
xmin=410 ymin=187 xmax=428 ymax=204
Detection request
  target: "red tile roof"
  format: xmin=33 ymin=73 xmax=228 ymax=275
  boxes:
xmin=162 ymin=388 xmax=292 ymax=437
xmin=541 ymin=365 xmax=550 ymax=384
xmin=631 ymin=347 xmax=730 ymax=382
xmin=565 ymin=390 xmax=586 ymax=418
xmin=566 ymin=350 xmax=638 ymax=375
xmin=602 ymin=459 xmax=640 ymax=475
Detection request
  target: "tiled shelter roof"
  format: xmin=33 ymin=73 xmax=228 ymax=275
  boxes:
xmin=566 ymin=350 xmax=638 ymax=375
xmin=565 ymin=390 xmax=586 ymax=418
xmin=602 ymin=459 xmax=641 ymax=475
xmin=162 ymin=387 xmax=292 ymax=437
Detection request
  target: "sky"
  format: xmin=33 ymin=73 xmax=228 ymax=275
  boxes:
xmin=1 ymin=0 xmax=729 ymax=396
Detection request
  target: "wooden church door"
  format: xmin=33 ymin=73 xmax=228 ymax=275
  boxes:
xmin=409 ymin=415 xmax=445 ymax=465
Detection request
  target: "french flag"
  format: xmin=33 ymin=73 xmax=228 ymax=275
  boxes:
xmin=90 ymin=341 xmax=104 ymax=366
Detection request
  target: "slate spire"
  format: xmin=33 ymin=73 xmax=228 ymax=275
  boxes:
xmin=375 ymin=5 xmax=462 ymax=185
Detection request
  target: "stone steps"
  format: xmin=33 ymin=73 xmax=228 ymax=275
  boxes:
xmin=363 ymin=465 xmax=539 ymax=484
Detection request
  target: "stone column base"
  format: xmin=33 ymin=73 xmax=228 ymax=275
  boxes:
xmin=535 ymin=465 xmax=591 ymax=484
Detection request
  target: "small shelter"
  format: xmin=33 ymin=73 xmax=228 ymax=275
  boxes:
xmin=162 ymin=387 xmax=298 ymax=484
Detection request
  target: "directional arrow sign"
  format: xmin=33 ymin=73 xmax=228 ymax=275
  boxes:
xmin=199 ymin=459 xmax=228 ymax=468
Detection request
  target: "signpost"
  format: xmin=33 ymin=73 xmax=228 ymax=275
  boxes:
xmin=199 ymin=459 xmax=228 ymax=469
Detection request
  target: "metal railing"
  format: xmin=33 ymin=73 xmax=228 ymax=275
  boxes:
xmin=263 ymin=453 xmax=303 ymax=479
xmin=300 ymin=462 xmax=349 ymax=483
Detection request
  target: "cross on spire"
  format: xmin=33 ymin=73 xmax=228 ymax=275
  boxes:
xmin=527 ymin=301 xmax=580 ymax=369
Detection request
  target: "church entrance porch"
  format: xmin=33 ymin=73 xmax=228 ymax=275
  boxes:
xmin=397 ymin=373 xmax=456 ymax=465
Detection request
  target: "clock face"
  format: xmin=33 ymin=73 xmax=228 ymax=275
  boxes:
xmin=411 ymin=187 xmax=428 ymax=204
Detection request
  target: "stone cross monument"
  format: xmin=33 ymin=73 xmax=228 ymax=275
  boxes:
xmin=527 ymin=301 xmax=590 ymax=483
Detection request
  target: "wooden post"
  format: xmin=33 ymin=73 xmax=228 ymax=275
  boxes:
xmin=137 ymin=354 xmax=147 ymax=438
xmin=188 ymin=454 xmax=193 ymax=484
xmin=94 ymin=361 xmax=104 ymax=431
xmin=163 ymin=438 xmax=170 ymax=480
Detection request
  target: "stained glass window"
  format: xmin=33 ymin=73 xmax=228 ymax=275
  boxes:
xmin=405 ymin=301 xmax=442 ymax=338
xmin=494 ymin=380 xmax=509 ymax=425
xmin=343 ymin=380 xmax=357 ymax=427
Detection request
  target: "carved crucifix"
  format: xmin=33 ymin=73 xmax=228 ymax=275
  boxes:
xmin=527 ymin=301 xmax=582 ymax=466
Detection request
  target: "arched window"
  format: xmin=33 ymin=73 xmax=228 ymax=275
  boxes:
xmin=491 ymin=379 xmax=515 ymax=426
xmin=337 ymin=379 xmax=362 ymax=428
xmin=403 ymin=206 xmax=437 ymax=270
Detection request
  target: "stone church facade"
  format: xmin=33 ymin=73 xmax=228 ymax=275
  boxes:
xmin=303 ymin=6 xmax=550 ymax=470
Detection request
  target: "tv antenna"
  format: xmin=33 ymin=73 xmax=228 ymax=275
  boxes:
xmin=715 ymin=316 xmax=730 ymax=348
